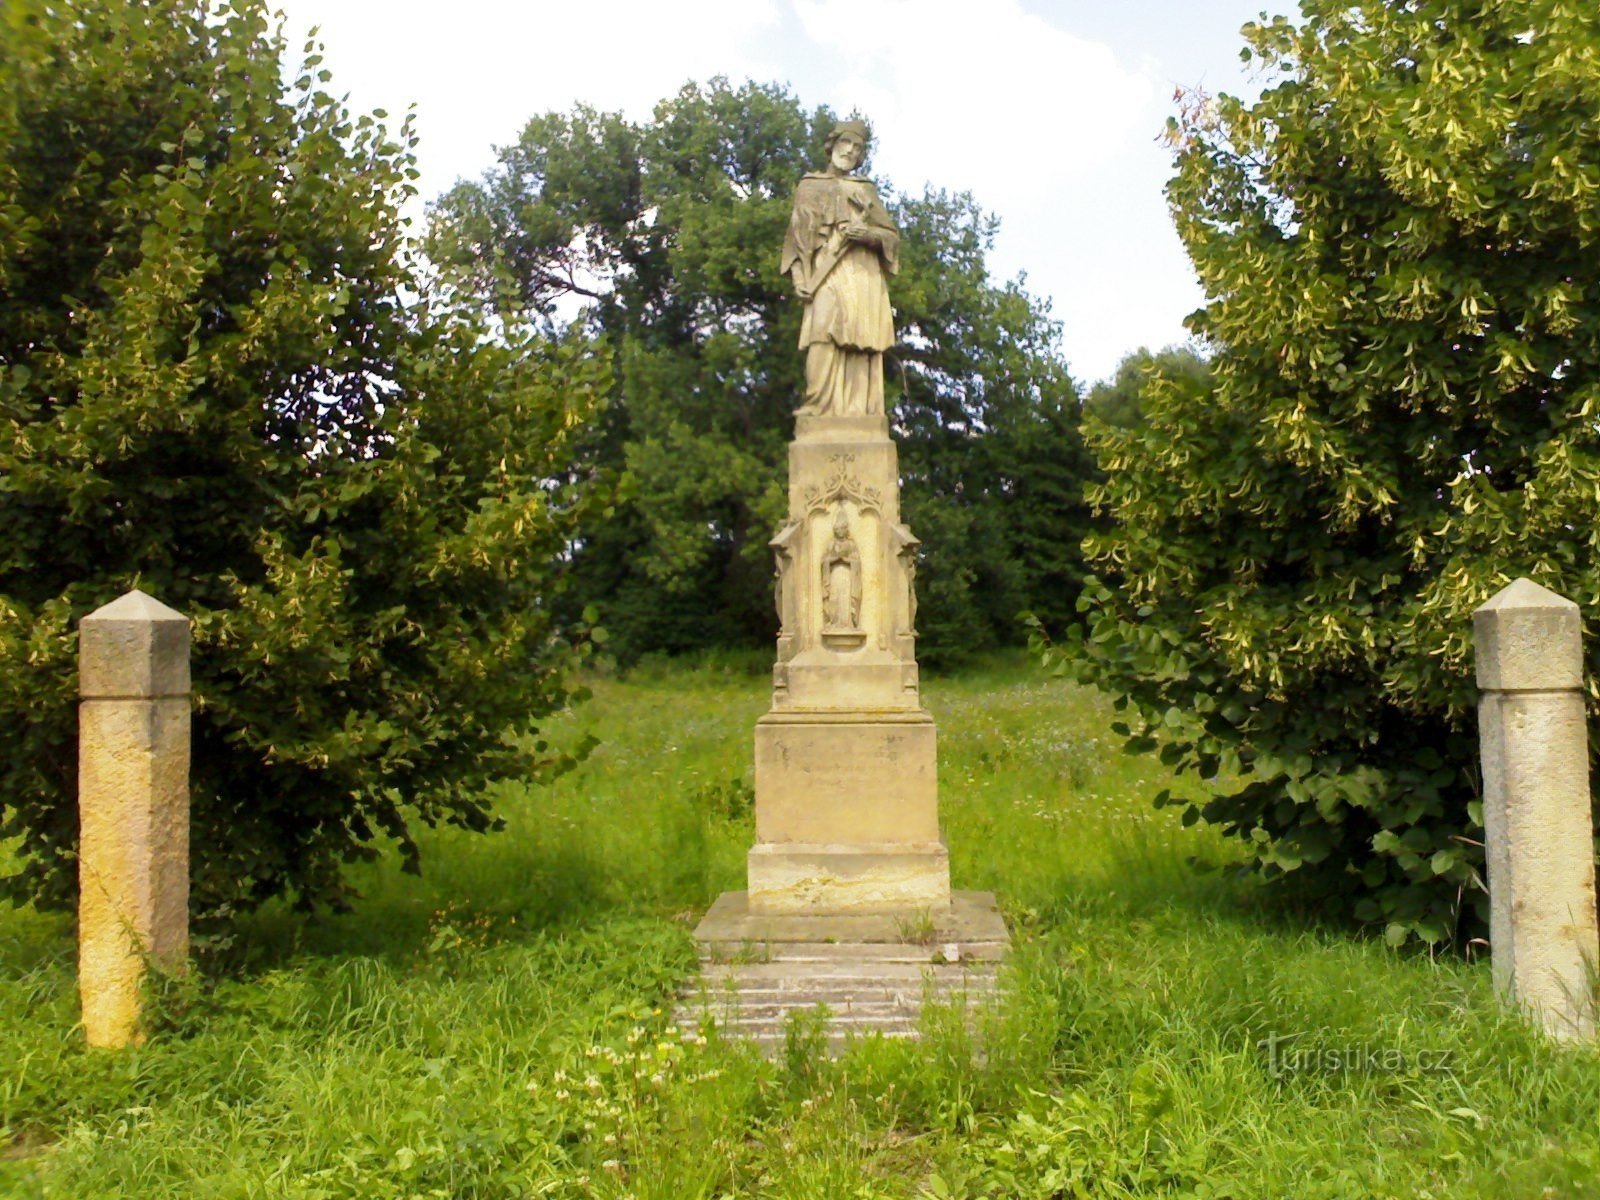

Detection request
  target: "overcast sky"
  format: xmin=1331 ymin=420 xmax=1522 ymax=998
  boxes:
xmin=271 ymin=0 xmax=1297 ymax=385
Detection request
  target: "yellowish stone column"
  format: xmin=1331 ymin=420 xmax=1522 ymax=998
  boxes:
xmin=1475 ymin=578 xmax=1599 ymax=1042
xmin=78 ymin=589 xmax=190 ymax=1048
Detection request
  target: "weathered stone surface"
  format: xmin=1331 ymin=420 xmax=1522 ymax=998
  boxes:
xmin=748 ymin=842 xmax=950 ymax=915
xmin=678 ymin=891 xmax=1009 ymax=1057
xmin=1474 ymin=577 xmax=1583 ymax=692
xmin=1475 ymin=578 xmax=1599 ymax=1042
xmin=78 ymin=590 xmax=190 ymax=1049
xmin=793 ymin=412 xmax=889 ymax=443
xmin=79 ymin=589 xmax=190 ymax=699
xmin=695 ymin=889 xmax=1007 ymax=954
xmin=770 ymin=434 xmax=920 ymax=712
xmin=752 ymin=376 xmax=950 ymax=910
xmin=754 ymin=713 xmax=937 ymax=842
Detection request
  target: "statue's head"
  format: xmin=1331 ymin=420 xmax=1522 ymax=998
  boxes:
xmin=824 ymin=119 xmax=870 ymax=173
xmin=832 ymin=508 xmax=851 ymax=538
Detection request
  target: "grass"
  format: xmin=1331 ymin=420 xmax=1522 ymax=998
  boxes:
xmin=2 ymin=651 xmax=1600 ymax=1196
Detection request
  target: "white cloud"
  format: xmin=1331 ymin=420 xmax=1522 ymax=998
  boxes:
xmin=268 ymin=0 xmax=1211 ymax=380
xmin=792 ymin=0 xmax=1154 ymax=204
xmin=785 ymin=0 xmax=1178 ymax=378
xmin=274 ymin=0 xmax=781 ymax=190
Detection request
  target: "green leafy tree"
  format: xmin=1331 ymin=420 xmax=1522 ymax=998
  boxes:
xmin=891 ymin=194 xmax=1093 ymax=655
xmin=428 ymin=79 xmax=1088 ymax=665
xmin=0 ymin=0 xmax=611 ymax=918
xmin=1084 ymin=345 xmax=1212 ymax=431
xmin=1070 ymin=1 xmax=1600 ymax=945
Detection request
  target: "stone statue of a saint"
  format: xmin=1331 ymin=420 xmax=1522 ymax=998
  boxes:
xmin=820 ymin=508 xmax=862 ymax=631
xmin=781 ymin=119 xmax=900 ymax=416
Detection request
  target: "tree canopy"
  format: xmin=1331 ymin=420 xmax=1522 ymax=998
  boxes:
xmin=1083 ymin=345 xmax=1212 ymax=432
xmin=428 ymin=79 xmax=1091 ymax=664
xmin=1070 ymin=0 xmax=1600 ymax=946
xmin=0 ymin=0 xmax=610 ymax=918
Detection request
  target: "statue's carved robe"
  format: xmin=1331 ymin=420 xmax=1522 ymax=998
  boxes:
xmin=781 ymin=172 xmax=900 ymax=415
xmin=820 ymin=532 xmax=863 ymax=630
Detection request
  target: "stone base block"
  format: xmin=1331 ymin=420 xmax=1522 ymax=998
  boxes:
xmin=694 ymin=889 xmax=1009 ymax=956
xmin=747 ymin=841 xmax=950 ymax=914
xmin=681 ymin=891 xmax=1010 ymax=1057
xmin=755 ymin=711 xmax=938 ymax=843
xmin=793 ymin=412 xmax=890 ymax=443
xmin=774 ymin=659 xmax=921 ymax=711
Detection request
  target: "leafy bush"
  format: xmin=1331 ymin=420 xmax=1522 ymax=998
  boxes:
xmin=1065 ymin=1 xmax=1600 ymax=945
xmin=0 ymin=0 xmax=611 ymax=917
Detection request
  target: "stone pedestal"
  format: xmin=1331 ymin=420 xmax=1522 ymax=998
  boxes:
xmin=747 ymin=410 xmax=950 ymax=915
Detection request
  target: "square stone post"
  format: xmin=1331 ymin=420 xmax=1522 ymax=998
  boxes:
xmin=1475 ymin=578 xmax=1599 ymax=1041
xmin=78 ymin=589 xmax=190 ymax=1048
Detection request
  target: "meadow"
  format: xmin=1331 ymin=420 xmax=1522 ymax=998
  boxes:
xmin=2 ymin=653 xmax=1598 ymax=1197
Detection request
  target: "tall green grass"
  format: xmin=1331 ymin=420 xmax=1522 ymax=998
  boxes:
xmin=2 ymin=654 xmax=1598 ymax=1197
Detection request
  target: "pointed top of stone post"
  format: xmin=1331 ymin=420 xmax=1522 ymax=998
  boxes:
xmin=83 ymin=588 xmax=189 ymax=625
xmin=1476 ymin=577 xmax=1578 ymax=615
xmin=1474 ymin=577 xmax=1582 ymax=692
xmin=79 ymin=589 xmax=190 ymax=699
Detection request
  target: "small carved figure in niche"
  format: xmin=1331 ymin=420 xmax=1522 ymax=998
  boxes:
xmin=903 ymin=548 xmax=919 ymax=634
xmin=820 ymin=508 xmax=862 ymax=631
xmin=781 ymin=119 xmax=900 ymax=416
xmin=887 ymin=521 xmax=920 ymax=637
xmin=770 ymin=519 xmax=801 ymax=634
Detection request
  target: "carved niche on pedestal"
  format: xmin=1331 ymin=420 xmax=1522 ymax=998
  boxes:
xmin=771 ymin=517 xmax=802 ymax=681
xmin=804 ymin=454 xmax=883 ymax=652
xmin=819 ymin=508 xmax=864 ymax=648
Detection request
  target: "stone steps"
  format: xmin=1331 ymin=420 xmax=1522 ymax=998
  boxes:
xmin=683 ymin=982 xmax=992 ymax=1004
xmin=694 ymin=960 xmax=1000 ymax=984
xmin=674 ymin=955 xmax=1003 ymax=1055
xmin=679 ymin=891 xmax=1012 ymax=1056
xmin=704 ymin=940 xmax=1010 ymax=964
